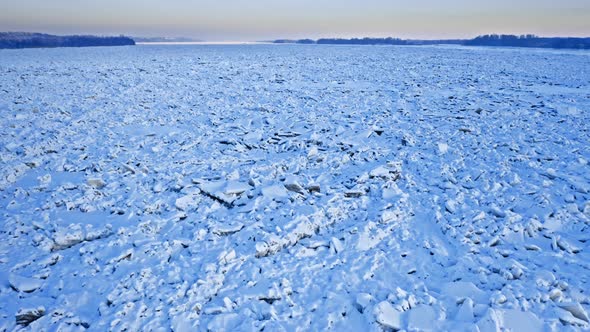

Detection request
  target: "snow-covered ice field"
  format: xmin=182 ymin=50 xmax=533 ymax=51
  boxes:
xmin=1 ymin=44 xmax=590 ymax=331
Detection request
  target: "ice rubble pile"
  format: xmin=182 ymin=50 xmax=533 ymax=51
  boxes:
xmin=0 ymin=45 xmax=589 ymax=330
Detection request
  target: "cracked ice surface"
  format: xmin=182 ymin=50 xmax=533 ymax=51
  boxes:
xmin=1 ymin=44 xmax=590 ymax=331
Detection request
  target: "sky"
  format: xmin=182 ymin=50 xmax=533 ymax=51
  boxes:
xmin=1 ymin=0 xmax=589 ymax=41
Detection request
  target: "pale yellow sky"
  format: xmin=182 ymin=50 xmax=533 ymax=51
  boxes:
xmin=1 ymin=0 xmax=589 ymax=40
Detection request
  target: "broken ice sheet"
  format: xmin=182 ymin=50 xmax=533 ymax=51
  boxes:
xmin=1 ymin=43 xmax=589 ymax=332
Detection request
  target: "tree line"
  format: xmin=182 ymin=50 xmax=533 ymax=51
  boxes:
xmin=464 ymin=34 xmax=590 ymax=49
xmin=0 ymin=32 xmax=135 ymax=49
xmin=274 ymin=34 xmax=590 ymax=50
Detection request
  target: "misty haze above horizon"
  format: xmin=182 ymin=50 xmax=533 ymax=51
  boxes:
xmin=1 ymin=0 xmax=589 ymax=41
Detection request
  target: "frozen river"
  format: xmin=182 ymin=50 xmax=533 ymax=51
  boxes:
xmin=1 ymin=44 xmax=590 ymax=331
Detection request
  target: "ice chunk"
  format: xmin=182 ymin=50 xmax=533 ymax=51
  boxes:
xmin=198 ymin=180 xmax=226 ymax=194
xmin=153 ymin=182 xmax=164 ymax=193
xmin=501 ymin=309 xmax=543 ymax=332
xmin=52 ymin=226 xmax=84 ymax=250
xmin=489 ymin=206 xmax=506 ymax=218
xmin=445 ymin=200 xmax=457 ymax=214
xmin=9 ymin=274 xmax=43 ymax=293
xmin=490 ymin=292 xmax=507 ymax=305
xmin=284 ymin=176 xmax=305 ymax=194
xmin=198 ymin=180 xmax=241 ymax=205
xmin=558 ymin=309 xmax=589 ymax=327
xmin=558 ymin=302 xmax=589 ymax=323
xmin=456 ymin=298 xmax=474 ymax=322
xmin=381 ymin=210 xmax=402 ymax=224
xmin=224 ymin=181 xmax=250 ymax=195
xmin=477 ymin=309 xmax=501 ymax=332
xmin=87 ymin=178 xmax=106 ymax=189
xmin=369 ymin=165 xmax=400 ymax=180
xmin=407 ymin=305 xmax=437 ymax=331
xmin=345 ymin=186 xmax=366 ymax=198
xmin=441 ymin=282 xmax=487 ymax=304
xmin=16 ymin=306 xmax=45 ymax=326
xmin=355 ymin=293 xmax=373 ymax=313
xmin=306 ymin=183 xmax=321 ymax=193
xmin=207 ymin=313 xmax=241 ymax=331
xmin=261 ymin=185 xmax=289 ymax=199
xmin=218 ymin=249 xmax=236 ymax=264
xmin=374 ymin=301 xmax=402 ymax=330
xmin=211 ymin=223 xmax=244 ymax=236
xmin=175 ymin=194 xmax=200 ymax=211
xmin=330 ymin=237 xmax=344 ymax=253
xmin=255 ymin=242 xmax=270 ymax=258
xmin=369 ymin=166 xmax=390 ymax=178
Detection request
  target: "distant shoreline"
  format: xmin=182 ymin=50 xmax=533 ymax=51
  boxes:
xmin=0 ymin=32 xmax=134 ymax=49
xmin=273 ymin=35 xmax=590 ymax=50
xmin=3 ymin=32 xmax=589 ymax=51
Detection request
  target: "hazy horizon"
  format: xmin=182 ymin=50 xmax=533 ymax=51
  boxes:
xmin=1 ymin=0 xmax=589 ymax=41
